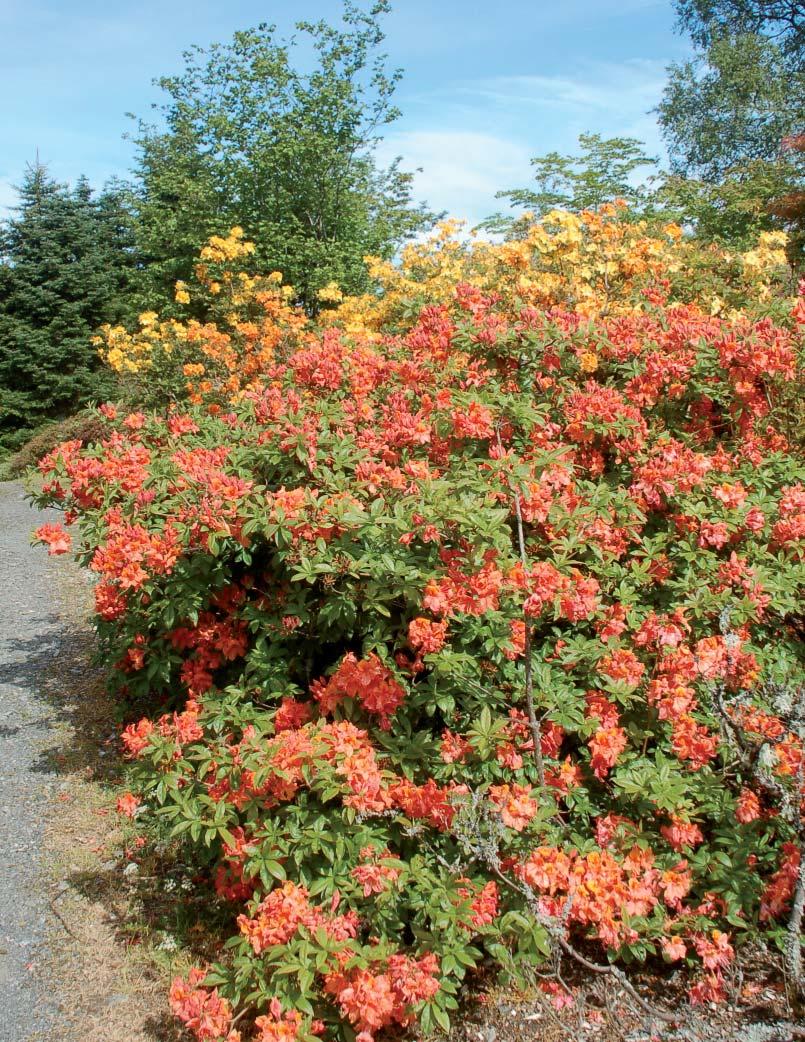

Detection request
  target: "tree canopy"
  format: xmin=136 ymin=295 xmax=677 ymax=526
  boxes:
xmin=658 ymin=0 xmax=804 ymax=256
xmin=658 ymin=31 xmax=802 ymax=181
xmin=0 ymin=164 xmax=135 ymax=449
xmin=482 ymin=135 xmax=659 ymax=235
xmin=675 ymin=0 xmax=803 ymax=59
xmin=132 ymin=1 xmax=436 ymax=312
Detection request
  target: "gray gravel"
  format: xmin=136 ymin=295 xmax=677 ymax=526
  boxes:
xmin=0 ymin=481 xmax=65 ymax=1042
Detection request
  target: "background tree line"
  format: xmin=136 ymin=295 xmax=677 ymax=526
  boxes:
xmin=0 ymin=0 xmax=802 ymax=452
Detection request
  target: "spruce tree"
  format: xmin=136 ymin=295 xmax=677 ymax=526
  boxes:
xmin=0 ymin=163 xmax=136 ymax=450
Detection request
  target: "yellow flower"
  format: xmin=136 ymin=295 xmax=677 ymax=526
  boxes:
xmin=317 ymin=281 xmax=344 ymax=304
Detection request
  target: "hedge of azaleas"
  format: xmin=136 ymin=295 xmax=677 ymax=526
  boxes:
xmin=34 ymin=208 xmax=805 ymax=1042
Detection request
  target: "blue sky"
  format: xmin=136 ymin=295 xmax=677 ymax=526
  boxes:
xmin=0 ymin=0 xmax=691 ymax=225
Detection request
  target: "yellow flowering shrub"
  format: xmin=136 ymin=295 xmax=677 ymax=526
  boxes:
xmin=97 ymin=213 xmax=794 ymax=406
xmin=96 ymin=229 xmax=307 ymax=407
xmin=329 ymin=202 xmax=792 ymax=336
xmin=741 ymin=231 xmax=791 ymax=299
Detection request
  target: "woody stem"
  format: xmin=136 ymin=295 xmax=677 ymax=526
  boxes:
xmin=507 ymin=438 xmax=545 ymax=789
xmin=486 ymin=863 xmax=676 ymax=1024
xmin=786 ymin=840 xmax=805 ymax=1000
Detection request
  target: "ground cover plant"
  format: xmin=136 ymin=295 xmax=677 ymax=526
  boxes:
xmin=32 ymin=206 xmax=805 ymax=1042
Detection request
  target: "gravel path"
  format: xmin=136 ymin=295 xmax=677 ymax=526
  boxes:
xmin=0 ymin=481 xmax=66 ymax=1042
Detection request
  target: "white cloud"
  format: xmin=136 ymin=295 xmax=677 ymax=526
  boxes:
xmin=377 ymin=130 xmax=533 ymax=227
xmin=382 ymin=60 xmax=669 ymax=226
xmin=451 ymin=59 xmax=668 ymax=147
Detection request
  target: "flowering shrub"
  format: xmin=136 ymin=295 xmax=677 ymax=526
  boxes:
xmin=331 ymin=206 xmax=793 ymax=335
xmin=94 ymin=208 xmax=794 ymax=414
xmin=95 ymin=227 xmax=308 ymax=408
xmin=33 ymin=215 xmax=804 ymax=1041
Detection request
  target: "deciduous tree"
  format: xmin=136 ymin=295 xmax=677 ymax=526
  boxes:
xmin=484 ymin=134 xmax=659 ymax=235
xmin=132 ymin=1 xmax=436 ymax=312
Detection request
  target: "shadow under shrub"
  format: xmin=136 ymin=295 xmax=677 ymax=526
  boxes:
xmin=3 ymin=410 xmax=111 ymax=480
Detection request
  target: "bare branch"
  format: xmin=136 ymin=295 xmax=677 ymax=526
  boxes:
xmin=497 ymin=427 xmax=545 ymax=788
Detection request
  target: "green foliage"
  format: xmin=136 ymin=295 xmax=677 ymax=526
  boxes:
xmin=659 ymin=33 xmax=802 ymax=182
xmin=483 ymin=134 xmax=660 ymax=235
xmin=674 ymin=0 xmax=803 ymax=60
xmin=659 ymin=1 xmax=805 ymax=260
xmin=652 ymin=153 xmax=805 ymax=253
xmin=131 ymin=1 xmax=436 ymax=313
xmin=0 ymin=164 xmax=135 ymax=449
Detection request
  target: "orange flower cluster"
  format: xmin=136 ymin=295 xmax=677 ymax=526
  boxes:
xmin=254 ymin=1001 xmax=324 ymax=1042
xmin=311 ymin=652 xmax=407 ymax=730
xmin=323 ymin=952 xmax=440 ymax=1041
xmin=238 ymin=882 xmax=359 ymax=954
xmin=351 ymin=847 xmax=401 ymax=897
xmin=34 ymin=522 xmax=71 ymax=555
xmin=760 ymin=843 xmax=802 ymax=922
xmin=456 ymin=879 xmax=500 ymax=930
xmin=170 ymin=968 xmax=239 ymax=1042
xmin=489 ymin=783 xmax=538 ymax=831
xmin=407 ymin=616 xmax=449 ymax=655
xmin=518 ymin=844 xmax=694 ymax=951
xmin=120 ymin=700 xmax=202 ymax=758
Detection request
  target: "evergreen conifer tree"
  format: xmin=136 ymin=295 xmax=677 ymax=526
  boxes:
xmin=0 ymin=163 xmax=136 ymax=449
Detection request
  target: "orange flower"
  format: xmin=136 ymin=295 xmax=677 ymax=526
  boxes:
xmin=693 ymin=930 xmax=734 ymax=971
xmin=661 ymin=816 xmax=704 ymax=851
xmin=598 ymin=648 xmax=645 ymax=688
xmin=489 ymin=784 xmax=537 ymax=831
xmin=407 ymin=617 xmax=448 ymax=654
xmin=35 ymin=522 xmax=71 ymax=555
xmin=661 ymin=935 xmax=686 ymax=961
xmin=116 ymin=792 xmax=141 ymax=818
xmin=169 ymin=968 xmax=235 ymax=1041
xmin=735 ymin=787 xmax=761 ymax=823
xmin=588 ymin=725 xmax=627 ymax=779
xmin=312 ymin=653 xmax=406 ymax=730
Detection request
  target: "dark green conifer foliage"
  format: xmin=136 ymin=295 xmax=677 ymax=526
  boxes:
xmin=0 ymin=164 xmax=135 ymax=449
